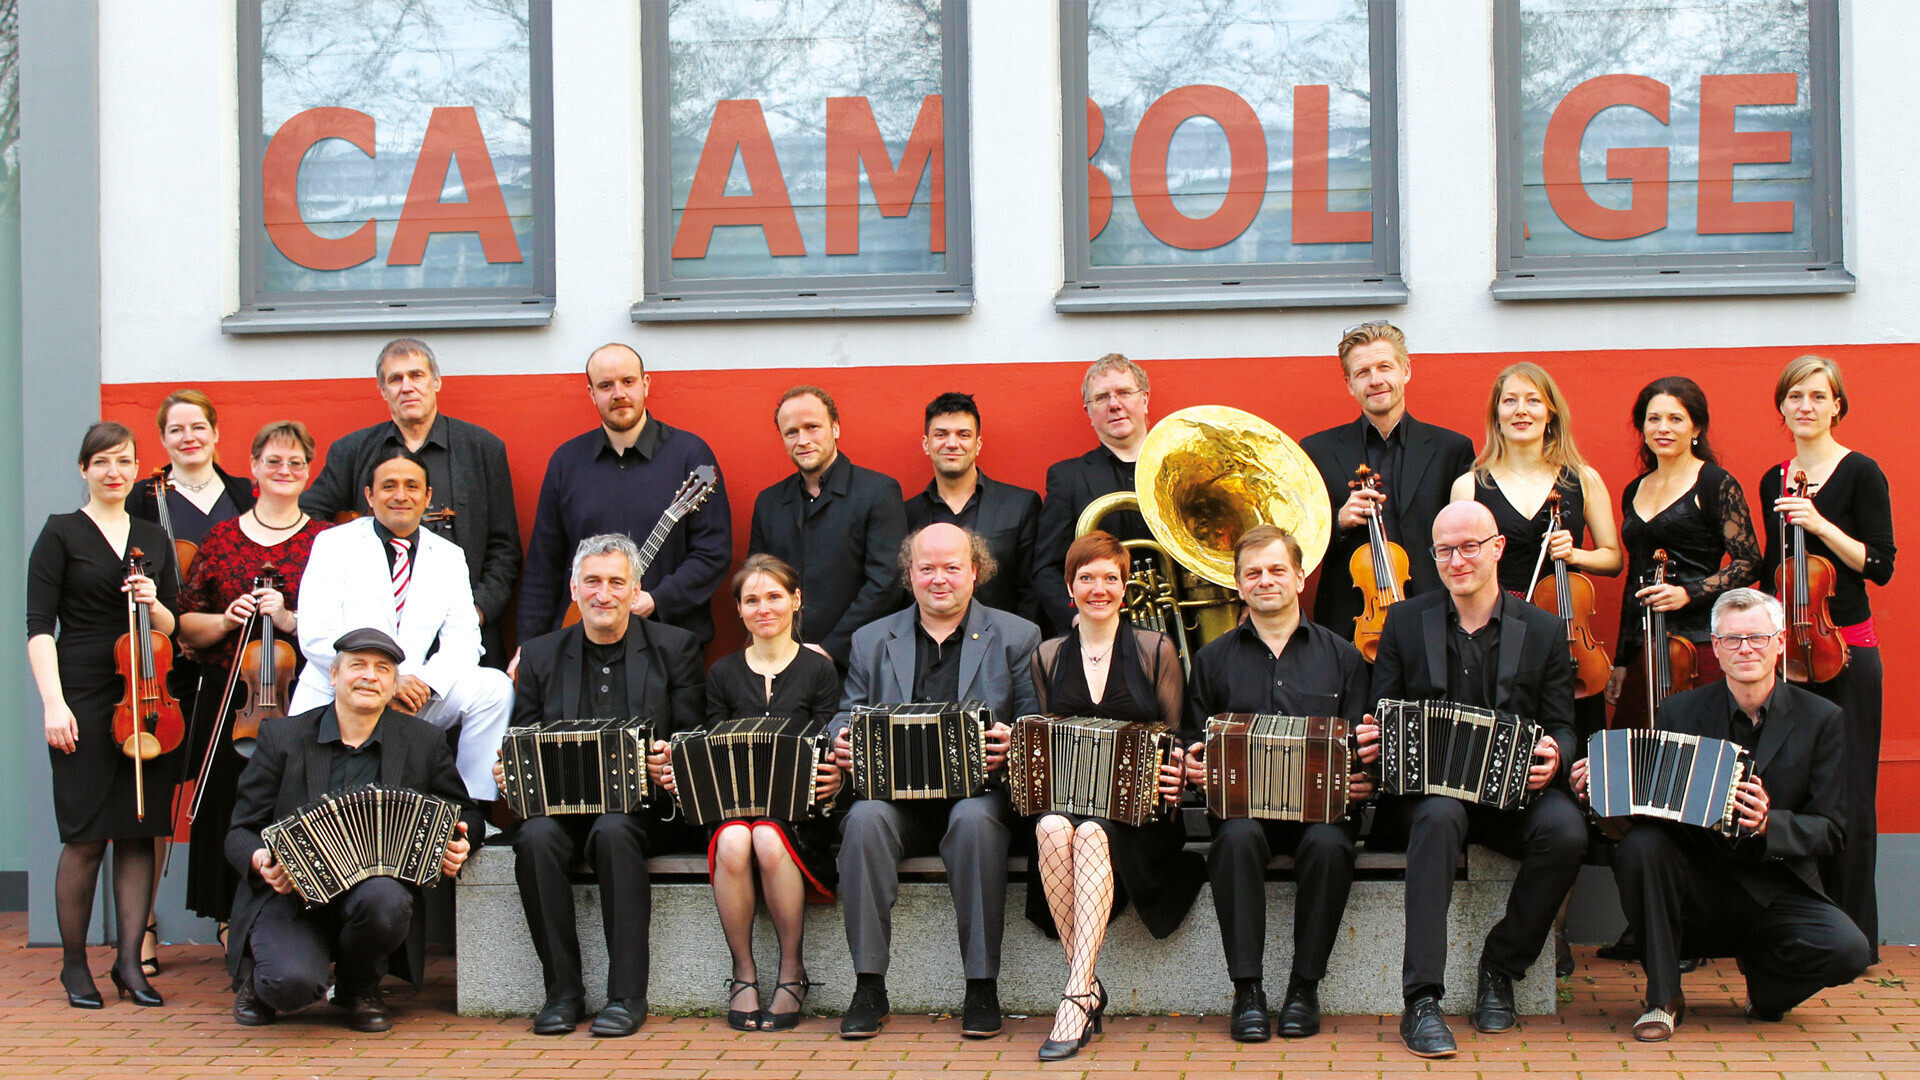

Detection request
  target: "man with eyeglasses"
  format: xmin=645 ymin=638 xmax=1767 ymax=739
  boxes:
xmin=1355 ymin=500 xmax=1584 ymax=1058
xmin=1570 ymin=588 xmax=1868 ymax=1042
xmin=1301 ymin=322 xmax=1474 ymax=659
xmin=1033 ymin=353 xmax=1159 ymax=636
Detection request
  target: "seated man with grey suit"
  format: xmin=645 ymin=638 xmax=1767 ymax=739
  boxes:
xmin=828 ymin=523 xmax=1040 ymax=1040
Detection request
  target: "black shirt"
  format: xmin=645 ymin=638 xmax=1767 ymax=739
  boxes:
xmin=913 ymin=609 xmax=967 ymax=703
xmin=579 ymin=636 xmax=629 ymax=719
xmin=914 ymin=477 xmax=983 ymax=531
xmin=318 ymin=708 xmax=384 ymax=792
xmin=370 ymin=519 xmax=416 ymax=576
xmin=1719 ymin=680 xmax=1784 ymax=752
xmin=1758 ymin=452 xmax=1897 ymax=628
xmin=377 ymin=415 xmax=456 ymax=539
xmin=1363 ymin=419 xmax=1407 ymax=543
xmin=1444 ymin=594 xmax=1505 ymax=710
xmin=1186 ymin=617 xmax=1370 ymax=726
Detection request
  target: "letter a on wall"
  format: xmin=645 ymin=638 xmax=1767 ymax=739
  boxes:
xmin=387 ymin=106 xmax=525 ymax=266
xmin=672 ymin=99 xmax=807 ymax=259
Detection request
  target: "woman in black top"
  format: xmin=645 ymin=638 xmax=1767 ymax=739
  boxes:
xmin=1452 ymin=362 xmax=1622 ymax=740
xmin=685 ymin=554 xmax=842 ymax=1031
xmin=1760 ymin=355 xmax=1895 ymax=961
xmin=1606 ymin=377 xmax=1761 ymax=712
xmin=26 ymin=422 xmax=179 ymax=1009
xmin=1026 ymin=532 xmax=1194 ymax=1061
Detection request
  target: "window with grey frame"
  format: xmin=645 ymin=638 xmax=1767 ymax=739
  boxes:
xmin=227 ymin=0 xmax=555 ymax=334
xmin=1057 ymin=0 xmax=1402 ymax=313
xmin=1492 ymin=0 xmax=1849 ymax=300
xmin=635 ymin=0 xmax=972 ymax=322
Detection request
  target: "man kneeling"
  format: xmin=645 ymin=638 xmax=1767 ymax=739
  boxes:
xmin=224 ymin=628 xmax=478 ymax=1031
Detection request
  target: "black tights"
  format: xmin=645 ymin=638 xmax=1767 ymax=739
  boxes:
xmin=55 ymin=839 xmax=156 ymax=995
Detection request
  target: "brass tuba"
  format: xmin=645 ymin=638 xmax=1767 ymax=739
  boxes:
xmin=1075 ymin=406 xmax=1331 ymax=671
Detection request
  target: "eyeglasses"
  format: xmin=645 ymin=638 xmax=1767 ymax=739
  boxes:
xmin=259 ymin=456 xmax=309 ymax=472
xmin=1084 ymin=387 xmax=1144 ymax=410
xmin=1712 ymin=632 xmax=1780 ymax=651
xmin=1430 ymin=535 xmax=1499 ymax=562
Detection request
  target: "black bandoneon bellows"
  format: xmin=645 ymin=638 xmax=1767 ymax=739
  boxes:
xmin=1204 ymin=713 xmax=1351 ymax=823
xmin=260 ymin=786 xmax=463 ymax=907
xmin=1007 ymin=715 xmax=1173 ymax=827
xmin=498 ymin=718 xmax=651 ymax=817
xmin=1587 ymin=728 xmax=1756 ymax=836
xmin=669 ymin=717 xmax=829 ymax=826
xmin=848 ymin=701 xmax=991 ymax=801
xmin=1376 ymin=698 xmax=1541 ymax=811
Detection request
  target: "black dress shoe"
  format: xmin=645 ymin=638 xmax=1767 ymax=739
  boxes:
xmin=345 ymin=990 xmax=393 ymax=1033
xmin=590 ymin=997 xmax=647 ymax=1037
xmin=1471 ymin=959 xmax=1518 ymax=1034
xmin=960 ymin=978 xmax=1002 ymax=1037
xmin=1229 ymin=981 xmax=1270 ymax=1042
xmin=232 ymin=974 xmax=276 ymax=1027
xmin=1744 ymin=998 xmax=1786 ymax=1023
xmin=1276 ymin=975 xmax=1321 ymax=1038
xmin=1400 ymin=995 xmax=1457 ymax=1058
xmin=532 ymin=997 xmax=585 ymax=1035
xmin=839 ymin=975 xmax=890 ymax=1039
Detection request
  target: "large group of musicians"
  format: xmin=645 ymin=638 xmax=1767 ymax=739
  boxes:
xmin=26 ymin=325 xmax=1889 ymax=1057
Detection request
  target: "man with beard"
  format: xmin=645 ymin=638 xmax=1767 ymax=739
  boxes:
xmin=903 ymin=392 xmax=1042 ymax=626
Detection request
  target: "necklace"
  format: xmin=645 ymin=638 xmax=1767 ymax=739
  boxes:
xmin=1081 ymin=640 xmax=1114 ymax=664
xmin=252 ymin=508 xmax=306 ymax=532
xmin=174 ymin=473 xmax=216 ymax=494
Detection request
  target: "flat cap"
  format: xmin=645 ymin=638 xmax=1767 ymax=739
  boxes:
xmin=332 ymin=627 xmax=406 ymax=663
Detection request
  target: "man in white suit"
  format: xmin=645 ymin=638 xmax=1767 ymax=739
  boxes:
xmin=294 ymin=446 xmax=513 ymax=800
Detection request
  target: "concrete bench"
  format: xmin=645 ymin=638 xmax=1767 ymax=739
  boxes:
xmin=455 ymin=842 xmax=1555 ymax=1018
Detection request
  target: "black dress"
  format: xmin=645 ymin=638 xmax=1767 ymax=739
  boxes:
xmin=1617 ymin=462 xmax=1761 ymax=664
xmin=1759 ymin=452 xmax=1895 ymax=957
xmin=26 ymin=512 xmax=181 ymax=843
xmin=1022 ymin=626 xmax=1204 ymax=939
xmin=702 ymin=646 xmax=844 ymax=899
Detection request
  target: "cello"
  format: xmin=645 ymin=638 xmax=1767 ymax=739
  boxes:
xmin=1527 ymin=491 xmax=1611 ymax=698
xmin=112 ymin=547 xmax=184 ymax=820
xmin=1346 ymin=464 xmax=1409 ymax=662
xmin=1610 ymin=548 xmax=1698 ymax=730
xmin=1777 ymin=469 xmax=1847 ymax=683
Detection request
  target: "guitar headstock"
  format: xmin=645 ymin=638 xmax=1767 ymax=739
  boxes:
xmin=667 ymin=465 xmax=719 ymax=520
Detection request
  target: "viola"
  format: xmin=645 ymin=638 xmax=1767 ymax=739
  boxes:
xmin=112 ymin=547 xmax=184 ymax=820
xmin=1611 ymin=548 xmax=1699 ymax=730
xmin=1527 ymin=491 xmax=1612 ymax=699
xmin=1346 ymin=464 xmax=1409 ymax=663
xmin=231 ymin=562 xmax=296 ymax=757
xmin=1777 ymin=468 xmax=1847 ymax=684
xmin=149 ymin=468 xmax=197 ymax=583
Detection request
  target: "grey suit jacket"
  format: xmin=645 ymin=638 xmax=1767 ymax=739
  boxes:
xmin=830 ymin=601 xmax=1042 ymax=738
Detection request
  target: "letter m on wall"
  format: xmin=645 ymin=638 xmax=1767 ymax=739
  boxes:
xmin=825 ymin=95 xmax=945 ymax=255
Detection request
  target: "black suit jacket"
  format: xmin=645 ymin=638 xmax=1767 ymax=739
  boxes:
xmin=903 ymin=470 xmax=1043 ymax=626
xmin=1653 ymin=681 xmax=1847 ymax=904
xmin=1371 ymin=590 xmax=1578 ymax=784
xmin=300 ymin=414 xmax=522 ymax=663
xmin=748 ymin=453 xmax=908 ymax=666
xmin=223 ymin=704 xmax=484 ymax=984
xmin=512 ymin=618 xmax=706 ymax=738
xmin=1033 ymin=446 xmax=1152 ymax=636
xmin=1301 ymin=415 xmax=1475 ymax=647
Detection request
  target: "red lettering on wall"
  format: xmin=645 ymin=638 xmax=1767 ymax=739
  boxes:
xmin=672 ymin=100 xmax=806 ymax=259
xmin=1130 ymin=85 xmax=1267 ymax=251
xmin=261 ymin=107 xmax=378 ymax=271
xmin=1542 ymin=74 xmax=1670 ymax=241
xmin=824 ymin=95 xmax=944 ymax=256
xmin=1291 ymin=85 xmax=1370 ymax=244
xmin=1087 ymin=98 xmax=1112 ymax=240
xmin=386 ymin=106 xmax=524 ymax=266
xmin=1697 ymin=73 xmax=1796 ymax=235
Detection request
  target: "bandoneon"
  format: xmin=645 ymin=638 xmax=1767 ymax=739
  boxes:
xmin=1204 ymin=713 xmax=1351 ymax=823
xmin=1007 ymin=715 xmax=1173 ymax=828
xmin=260 ymin=786 xmax=464 ymax=907
xmin=498 ymin=717 xmax=652 ymax=817
xmin=669 ymin=717 xmax=830 ymax=827
xmin=1586 ymin=728 xmax=1756 ymax=836
xmin=1376 ymin=698 xmax=1541 ymax=811
xmin=848 ymin=701 xmax=991 ymax=801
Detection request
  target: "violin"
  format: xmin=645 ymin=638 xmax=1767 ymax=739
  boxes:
xmin=149 ymin=468 xmax=198 ymax=584
xmin=112 ymin=547 xmax=184 ymax=820
xmin=1777 ymin=469 xmax=1847 ymax=684
xmin=1610 ymin=548 xmax=1699 ymax=730
xmin=1527 ymin=491 xmax=1611 ymax=698
xmin=1346 ymin=464 xmax=1409 ymax=663
xmin=231 ymin=562 xmax=296 ymax=757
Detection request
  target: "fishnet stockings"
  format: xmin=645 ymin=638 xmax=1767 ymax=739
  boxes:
xmin=1035 ymin=815 xmax=1113 ymax=1043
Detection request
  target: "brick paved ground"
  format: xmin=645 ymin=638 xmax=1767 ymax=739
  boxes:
xmin=2 ymin=913 xmax=1913 ymax=1079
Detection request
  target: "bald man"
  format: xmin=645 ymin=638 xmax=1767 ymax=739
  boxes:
xmin=1356 ymin=501 xmax=1584 ymax=1057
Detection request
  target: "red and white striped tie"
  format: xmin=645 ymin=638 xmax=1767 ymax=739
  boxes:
xmin=390 ymin=538 xmax=411 ymax=616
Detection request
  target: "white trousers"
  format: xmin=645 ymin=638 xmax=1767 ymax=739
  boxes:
xmin=289 ymin=666 xmax=513 ymax=801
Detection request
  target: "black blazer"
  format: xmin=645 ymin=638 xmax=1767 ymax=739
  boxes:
xmin=904 ymin=470 xmax=1043 ymax=627
xmin=513 ymin=618 xmax=706 ymax=737
xmin=1033 ymin=446 xmax=1152 ymax=636
xmin=1371 ymin=590 xmax=1578 ymax=784
xmin=126 ymin=462 xmax=257 ymax=532
xmin=1653 ymin=681 xmax=1847 ymax=904
xmin=1301 ymin=415 xmax=1475 ymax=647
xmin=300 ymin=414 xmax=522 ymax=661
xmin=223 ymin=704 xmax=483 ymax=984
xmin=748 ymin=453 xmax=908 ymax=666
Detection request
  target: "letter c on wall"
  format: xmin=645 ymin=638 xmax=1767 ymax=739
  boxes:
xmin=1130 ymin=84 xmax=1267 ymax=251
xmin=1542 ymin=74 xmax=1670 ymax=241
xmin=261 ymin=107 xmax=378 ymax=271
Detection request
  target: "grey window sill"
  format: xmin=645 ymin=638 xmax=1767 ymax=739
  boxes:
xmin=1053 ymin=276 xmax=1407 ymax=313
xmin=1491 ymin=266 xmax=1855 ymax=301
xmin=632 ymin=288 xmax=973 ymax=322
xmin=223 ymin=300 xmax=555 ymax=334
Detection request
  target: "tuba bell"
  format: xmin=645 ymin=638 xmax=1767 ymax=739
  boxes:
xmin=1075 ymin=406 xmax=1331 ymax=672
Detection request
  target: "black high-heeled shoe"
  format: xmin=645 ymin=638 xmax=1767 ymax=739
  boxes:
xmin=60 ymin=962 xmax=102 ymax=1009
xmin=726 ymin=977 xmax=761 ymax=1031
xmin=109 ymin=965 xmax=163 ymax=1007
xmin=1038 ymin=985 xmax=1107 ymax=1061
xmin=141 ymin=921 xmax=161 ymax=978
xmin=761 ymin=977 xmax=817 ymax=1031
